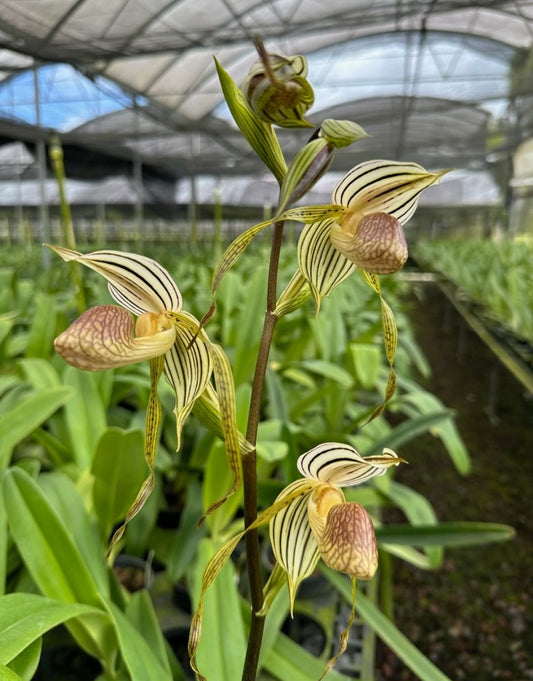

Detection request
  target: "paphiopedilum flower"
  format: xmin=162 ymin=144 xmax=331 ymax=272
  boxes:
xmin=50 ymin=246 xmax=213 ymax=448
xmin=269 ymin=442 xmax=402 ymax=609
xmin=207 ymin=160 xmax=446 ymax=416
xmin=296 ymin=159 xmax=448 ymax=296
xmin=49 ymin=246 xmax=241 ymax=549
xmin=211 ymin=159 xmax=447 ymax=311
xmin=188 ymin=441 xmax=402 ymax=680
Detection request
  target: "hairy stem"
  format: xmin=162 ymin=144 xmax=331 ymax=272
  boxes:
xmin=241 ymin=220 xmax=284 ymax=681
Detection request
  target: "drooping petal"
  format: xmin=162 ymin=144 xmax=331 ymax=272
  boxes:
xmin=297 ymin=218 xmax=356 ymax=310
xmin=48 ymin=245 xmax=182 ymax=315
xmin=192 ymin=383 xmax=253 ymax=456
xmin=269 ymin=478 xmax=321 ymax=611
xmin=199 ymin=342 xmax=242 ymax=520
xmin=54 ymin=305 xmax=176 ymax=370
xmin=314 ymin=501 xmax=378 ymax=579
xmin=330 ymin=212 xmax=408 ymax=274
xmin=297 ymin=442 xmax=402 ymax=487
xmin=108 ymin=355 xmax=165 ymax=553
xmin=358 ymin=269 xmax=398 ymax=417
xmin=165 ymin=310 xmax=213 ymax=450
xmin=332 ymin=160 xmax=447 ymax=225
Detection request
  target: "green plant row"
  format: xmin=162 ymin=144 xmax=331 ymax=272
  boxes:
xmin=0 ymin=239 xmax=514 ymax=681
xmin=414 ymin=237 xmax=533 ymax=343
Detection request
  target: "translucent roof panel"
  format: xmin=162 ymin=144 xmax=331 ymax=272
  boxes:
xmin=306 ymin=32 xmax=514 ymax=113
xmin=0 ymin=63 xmax=142 ymax=131
xmin=1 ymin=0 xmax=533 ymax=182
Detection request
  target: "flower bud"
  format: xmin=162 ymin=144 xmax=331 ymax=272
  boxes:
xmin=319 ymin=119 xmax=369 ymax=149
xmin=242 ymin=50 xmax=314 ymax=128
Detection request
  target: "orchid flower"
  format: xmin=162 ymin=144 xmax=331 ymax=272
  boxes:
xmin=269 ymin=442 xmax=401 ymax=609
xmin=49 ymin=246 xmax=241 ymax=545
xmin=51 ymin=246 xmax=213 ymax=447
xmin=204 ymin=161 xmax=445 ymax=418
xmin=276 ymin=160 xmax=448 ymax=414
xmin=188 ymin=441 xmax=402 ymax=680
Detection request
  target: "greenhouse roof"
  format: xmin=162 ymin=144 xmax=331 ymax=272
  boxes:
xmin=0 ymin=1 xmax=532 ymax=186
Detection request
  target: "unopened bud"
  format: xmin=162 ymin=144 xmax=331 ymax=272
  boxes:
xmin=242 ymin=39 xmax=314 ymax=128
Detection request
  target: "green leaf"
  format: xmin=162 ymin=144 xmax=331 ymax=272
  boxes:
xmin=324 ymin=568 xmax=455 ymax=681
xmin=203 ymin=440 xmax=243 ymax=538
xmin=350 ymin=343 xmax=382 ymax=389
xmin=91 ymin=427 xmax=147 ymax=537
xmin=375 ymin=479 xmax=442 ymax=568
xmin=2 ymin=468 xmax=113 ymax=660
xmin=256 ymin=419 xmax=289 ymax=462
xmin=263 ymin=631 xmax=351 ymax=681
xmin=364 ymin=410 xmax=455 ymax=456
xmin=5 ymin=638 xmax=41 ymax=681
xmin=0 ymin=386 xmax=73 ymax=469
xmin=124 ymin=590 xmax=174 ymax=678
xmin=0 ymin=318 xmax=14 ymax=346
xmin=291 ymin=359 xmax=354 ymax=388
xmin=63 ymin=366 xmax=108 ymax=470
xmin=377 ymin=521 xmax=515 ymax=547
xmin=0 ymin=666 xmax=24 ymax=681
xmin=398 ymin=385 xmax=471 ymax=474
xmin=37 ymin=471 xmax=110 ymax=598
xmin=0 ymin=593 xmax=102 ymax=665
xmin=0 ymin=485 xmax=6 ymax=595
xmin=167 ymin=481 xmax=206 ymax=583
xmin=232 ymin=266 xmax=267 ymax=384
xmin=25 ymin=293 xmax=57 ymax=359
xmin=17 ymin=358 xmax=62 ymax=391
xmin=108 ymin=602 xmax=172 ymax=681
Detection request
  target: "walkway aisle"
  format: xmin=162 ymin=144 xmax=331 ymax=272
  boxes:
xmin=380 ymin=281 xmax=533 ymax=681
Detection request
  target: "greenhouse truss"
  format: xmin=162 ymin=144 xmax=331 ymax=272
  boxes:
xmin=1 ymin=1 xmax=533 ymax=207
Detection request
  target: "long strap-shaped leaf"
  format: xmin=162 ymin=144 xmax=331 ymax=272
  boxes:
xmin=108 ymin=355 xmax=164 ymax=553
xmin=359 ymin=269 xmax=398 ymax=418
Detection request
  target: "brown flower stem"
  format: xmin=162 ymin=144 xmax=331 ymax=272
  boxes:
xmin=241 ymin=220 xmax=284 ymax=681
